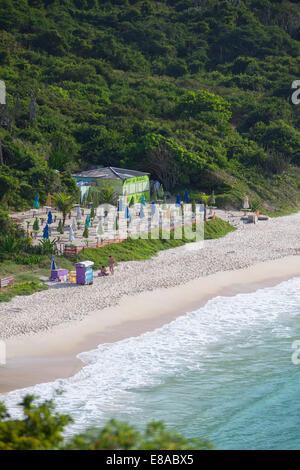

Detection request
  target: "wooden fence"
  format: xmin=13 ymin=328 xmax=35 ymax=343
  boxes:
xmin=63 ymin=219 xmax=205 ymax=257
xmin=0 ymin=275 xmax=14 ymax=288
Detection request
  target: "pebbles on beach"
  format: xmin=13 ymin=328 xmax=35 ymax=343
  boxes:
xmin=1 ymin=211 xmax=300 ymax=339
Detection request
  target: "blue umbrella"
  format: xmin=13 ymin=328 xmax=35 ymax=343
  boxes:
xmin=151 ymin=201 xmax=156 ymax=215
xmin=43 ymin=224 xmax=49 ymax=239
xmin=118 ymin=198 xmax=123 ymax=212
xmin=51 ymin=255 xmax=56 ymax=270
xmin=176 ymin=194 xmax=181 ymax=206
xmin=33 ymin=194 xmax=39 ymax=209
xmin=139 ymin=204 xmax=145 ymax=218
xmin=141 ymin=194 xmax=146 ymax=206
xmin=125 ymin=206 xmax=130 ymax=219
xmin=47 ymin=210 xmax=53 ymax=224
xmin=184 ymin=189 xmax=189 ymax=203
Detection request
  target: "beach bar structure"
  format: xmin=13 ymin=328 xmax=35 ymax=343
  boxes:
xmin=75 ymin=260 xmax=94 ymax=285
xmin=72 ymin=167 xmax=150 ymax=205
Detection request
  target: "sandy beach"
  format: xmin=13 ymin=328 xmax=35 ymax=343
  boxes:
xmin=1 ymin=210 xmax=300 ymax=393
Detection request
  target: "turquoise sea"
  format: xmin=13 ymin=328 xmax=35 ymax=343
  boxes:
xmin=3 ymin=277 xmax=300 ymax=449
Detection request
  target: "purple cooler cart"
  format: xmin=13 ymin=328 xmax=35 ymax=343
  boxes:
xmin=76 ymin=260 xmax=94 ymax=285
xmin=50 ymin=268 xmax=68 ymax=282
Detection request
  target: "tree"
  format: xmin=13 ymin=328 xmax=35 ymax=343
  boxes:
xmin=148 ymin=144 xmax=180 ymax=191
xmin=83 ymin=224 xmax=89 ymax=238
xmin=192 ymin=199 xmax=196 ymax=214
xmin=53 ymin=193 xmax=73 ymax=227
xmin=177 ymin=90 xmax=232 ymax=129
xmin=97 ymin=185 xmax=118 ymax=205
xmin=152 ymin=188 xmax=158 ymax=202
xmin=65 ymin=420 xmax=212 ymax=450
xmin=57 ymin=219 xmax=64 ymax=234
xmin=0 ymin=140 xmax=3 ymax=166
xmin=0 ymin=395 xmax=213 ymax=450
xmin=86 ymin=188 xmax=92 ymax=203
xmin=33 ymin=218 xmax=39 ymax=231
xmin=0 ymin=395 xmax=71 ymax=450
xmin=48 ymin=150 xmax=70 ymax=172
xmin=29 ymin=91 xmax=38 ymax=127
xmin=208 ymin=191 xmax=216 ymax=207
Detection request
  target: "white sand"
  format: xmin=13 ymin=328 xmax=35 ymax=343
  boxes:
xmin=1 ymin=255 xmax=300 ymax=393
xmin=1 ymin=210 xmax=300 ymax=340
xmin=1 ymin=210 xmax=300 ymax=392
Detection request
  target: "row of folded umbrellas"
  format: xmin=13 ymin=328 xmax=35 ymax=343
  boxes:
xmin=34 ymin=190 xmax=193 ymax=240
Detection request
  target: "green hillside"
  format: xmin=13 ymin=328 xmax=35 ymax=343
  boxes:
xmin=1 ymin=0 xmax=300 ymax=231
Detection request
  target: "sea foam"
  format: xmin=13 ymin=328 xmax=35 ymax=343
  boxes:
xmin=2 ymin=277 xmax=300 ymax=438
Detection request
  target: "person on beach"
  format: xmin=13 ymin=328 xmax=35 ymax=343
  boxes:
xmin=109 ymin=255 xmax=115 ymax=275
xmin=99 ymin=266 xmax=109 ymax=276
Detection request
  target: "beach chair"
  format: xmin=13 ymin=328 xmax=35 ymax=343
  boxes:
xmin=67 ymin=271 xmax=76 ymax=283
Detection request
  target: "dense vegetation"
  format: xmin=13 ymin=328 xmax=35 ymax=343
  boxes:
xmin=1 ymin=0 xmax=300 ymax=232
xmin=0 ymin=395 xmax=213 ymax=449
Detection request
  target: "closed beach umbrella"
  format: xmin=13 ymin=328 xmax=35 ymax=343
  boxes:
xmin=151 ymin=201 xmax=156 ymax=215
xmin=125 ymin=205 xmax=130 ymax=219
xmin=77 ymin=206 xmax=81 ymax=219
xmin=118 ymin=198 xmax=123 ymax=212
xmin=176 ymin=194 xmax=181 ymax=206
xmin=139 ymin=204 xmax=145 ymax=218
xmin=46 ymin=193 xmax=52 ymax=207
xmin=43 ymin=224 xmax=49 ymax=239
xmin=69 ymin=226 xmax=75 ymax=242
xmin=47 ymin=210 xmax=53 ymax=224
xmin=97 ymin=221 xmax=104 ymax=236
xmin=153 ymin=206 xmax=159 ymax=223
xmin=141 ymin=194 xmax=146 ymax=206
xmin=158 ymin=184 xmax=164 ymax=199
xmin=184 ymin=189 xmax=189 ymax=203
xmin=51 ymin=255 xmax=56 ymax=270
xmin=33 ymin=194 xmax=39 ymax=209
xmin=85 ymin=215 xmax=91 ymax=227
xmin=243 ymin=196 xmax=249 ymax=209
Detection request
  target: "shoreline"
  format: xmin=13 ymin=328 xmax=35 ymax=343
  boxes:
xmin=1 ymin=254 xmax=300 ymax=394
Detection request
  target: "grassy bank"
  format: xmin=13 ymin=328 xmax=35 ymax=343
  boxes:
xmin=77 ymin=218 xmax=236 ymax=269
xmin=0 ymin=218 xmax=235 ymax=302
xmin=0 ymin=280 xmax=48 ymax=303
xmin=265 ymin=207 xmax=300 ymax=218
xmin=0 ymin=256 xmax=74 ymax=303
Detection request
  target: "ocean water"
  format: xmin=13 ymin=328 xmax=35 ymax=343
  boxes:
xmin=2 ymin=277 xmax=300 ymax=450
